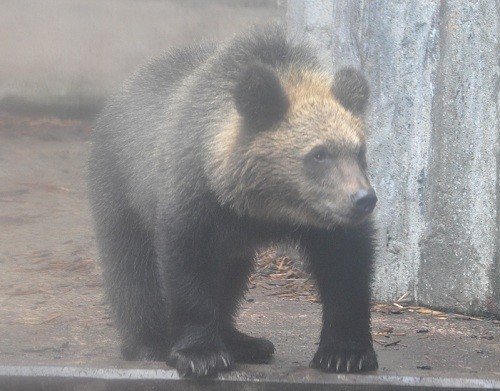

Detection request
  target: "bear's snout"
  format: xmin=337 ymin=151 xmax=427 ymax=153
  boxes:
xmin=350 ymin=188 xmax=377 ymax=215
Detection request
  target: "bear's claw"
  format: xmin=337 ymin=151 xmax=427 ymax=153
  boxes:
xmin=167 ymin=349 xmax=233 ymax=378
xmin=310 ymin=346 xmax=378 ymax=373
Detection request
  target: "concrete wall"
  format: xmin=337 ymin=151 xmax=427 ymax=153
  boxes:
xmin=287 ymin=0 xmax=499 ymax=316
xmin=0 ymin=0 xmax=280 ymax=117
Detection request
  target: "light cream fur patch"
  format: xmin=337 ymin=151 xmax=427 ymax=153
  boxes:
xmin=279 ymin=67 xmax=365 ymax=148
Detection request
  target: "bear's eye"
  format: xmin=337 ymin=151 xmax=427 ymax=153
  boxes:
xmin=310 ymin=146 xmax=331 ymax=162
xmin=304 ymin=145 xmax=332 ymax=178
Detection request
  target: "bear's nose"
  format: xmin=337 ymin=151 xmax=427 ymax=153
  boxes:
xmin=351 ymin=188 xmax=377 ymax=215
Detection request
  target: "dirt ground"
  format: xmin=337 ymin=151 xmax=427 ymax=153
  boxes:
xmin=0 ymin=112 xmax=498 ymax=379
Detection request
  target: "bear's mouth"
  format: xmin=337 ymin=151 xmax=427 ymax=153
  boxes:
xmin=341 ymin=210 xmax=372 ymax=226
xmin=308 ymin=201 xmax=372 ymax=229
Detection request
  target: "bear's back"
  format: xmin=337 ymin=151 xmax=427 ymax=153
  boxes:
xmin=89 ymin=42 xmax=218 ymax=226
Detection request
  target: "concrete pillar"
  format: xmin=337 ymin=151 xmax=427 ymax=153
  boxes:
xmin=287 ymin=1 xmax=499 ymax=316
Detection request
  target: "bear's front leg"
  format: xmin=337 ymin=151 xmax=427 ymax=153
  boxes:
xmin=167 ymin=323 xmax=232 ymax=378
xmin=300 ymin=223 xmax=378 ymax=373
xmin=156 ymin=222 xmax=233 ymax=378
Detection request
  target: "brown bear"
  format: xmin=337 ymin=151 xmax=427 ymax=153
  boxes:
xmin=88 ymin=25 xmax=378 ymax=378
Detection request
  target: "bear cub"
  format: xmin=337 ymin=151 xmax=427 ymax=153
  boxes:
xmin=88 ymin=26 xmax=378 ymax=377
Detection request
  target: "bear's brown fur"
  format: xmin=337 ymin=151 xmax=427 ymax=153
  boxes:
xmin=89 ymin=26 xmax=378 ymax=377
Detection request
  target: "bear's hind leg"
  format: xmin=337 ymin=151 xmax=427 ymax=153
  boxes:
xmin=95 ymin=207 xmax=169 ymax=361
xmin=223 ymin=326 xmax=275 ymax=363
xmin=218 ymin=254 xmax=275 ymax=364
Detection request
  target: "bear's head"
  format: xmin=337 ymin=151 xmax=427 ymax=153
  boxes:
xmin=210 ymin=63 xmax=376 ymax=229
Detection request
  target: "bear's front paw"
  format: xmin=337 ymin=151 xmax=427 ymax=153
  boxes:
xmin=167 ymin=348 xmax=233 ymax=378
xmin=224 ymin=329 xmax=274 ymax=363
xmin=310 ymin=346 xmax=378 ymax=373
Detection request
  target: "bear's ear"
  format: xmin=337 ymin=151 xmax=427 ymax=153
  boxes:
xmin=233 ymin=62 xmax=289 ymax=132
xmin=331 ymin=67 xmax=369 ymax=115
